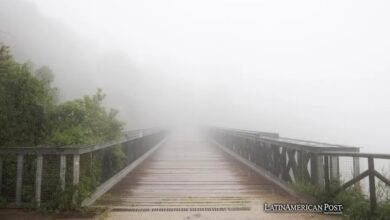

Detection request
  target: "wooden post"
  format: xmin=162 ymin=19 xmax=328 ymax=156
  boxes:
xmin=353 ymin=156 xmax=361 ymax=190
xmin=60 ymin=155 xmax=66 ymax=190
xmin=15 ymin=154 xmax=24 ymax=205
xmin=280 ymin=147 xmax=287 ymax=180
xmin=0 ymin=158 xmax=2 ymax=195
xmin=266 ymin=143 xmax=272 ymax=171
xmin=256 ymin=142 xmax=260 ymax=165
xmin=73 ymin=154 xmax=80 ymax=185
xmin=297 ymin=150 xmax=303 ymax=182
xmin=35 ymin=155 xmax=43 ymax=206
xmin=311 ymin=153 xmax=324 ymax=190
xmin=273 ymin=146 xmax=280 ymax=176
xmin=72 ymin=154 xmax=80 ymax=204
xmin=353 ymin=156 xmax=360 ymax=177
xmin=368 ymin=157 xmax=376 ymax=212
xmin=324 ymin=155 xmax=330 ymax=193
xmin=330 ymin=156 xmax=339 ymax=182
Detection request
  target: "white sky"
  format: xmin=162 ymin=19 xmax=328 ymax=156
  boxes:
xmin=7 ymin=0 xmax=390 ymax=152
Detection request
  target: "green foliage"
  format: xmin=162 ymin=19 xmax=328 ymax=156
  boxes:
xmin=0 ymin=44 xmax=127 ymax=211
xmin=334 ymin=186 xmax=390 ymax=220
xmin=39 ymin=182 xmax=80 ymax=211
xmin=294 ymin=180 xmax=323 ymax=199
xmin=376 ymin=200 xmax=390 ymax=220
xmin=294 ymin=180 xmax=390 ymax=220
xmin=0 ymin=43 xmax=123 ymax=148
xmin=47 ymin=89 xmax=123 ymax=146
xmin=335 ymin=187 xmax=371 ymax=220
xmin=0 ymin=45 xmax=56 ymax=146
xmin=101 ymin=145 xmax=126 ymax=179
xmin=44 ymin=87 xmax=126 ymax=202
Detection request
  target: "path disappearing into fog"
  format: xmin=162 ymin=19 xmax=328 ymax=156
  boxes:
xmin=95 ymin=131 xmax=338 ymax=219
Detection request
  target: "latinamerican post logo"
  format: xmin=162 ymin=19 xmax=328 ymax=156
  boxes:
xmin=264 ymin=203 xmax=343 ymax=215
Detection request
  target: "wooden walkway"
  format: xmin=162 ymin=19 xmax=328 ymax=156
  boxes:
xmin=95 ymin=133 xmax=338 ymax=219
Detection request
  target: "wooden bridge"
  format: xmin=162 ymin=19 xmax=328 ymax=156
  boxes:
xmin=95 ymin=132 xmax=293 ymax=209
xmin=0 ymin=127 xmax=390 ymax=219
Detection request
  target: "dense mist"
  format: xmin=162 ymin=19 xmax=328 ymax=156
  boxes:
xmin=1 ymin=0 xmax=390 ymax=153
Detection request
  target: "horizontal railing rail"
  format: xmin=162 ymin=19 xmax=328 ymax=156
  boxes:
xmin=220 ymin=128 xmax=360 ymax=152
xmin=0 ymin=128 xmax=166 ymax=207
xmin=319 ymin=151 xmax=390 ymax=159
xmin=0 ymin=129 xmax=159 ymax=155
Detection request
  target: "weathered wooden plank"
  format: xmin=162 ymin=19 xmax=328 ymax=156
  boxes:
xmin=95 ymin=138 xmax=300 ymax=208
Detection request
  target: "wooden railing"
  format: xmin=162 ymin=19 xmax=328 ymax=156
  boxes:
xmin=208 ymin=128 xmax=390 ymax=211
xmin=0 ymin=129 xmax=166 ymax=207
xmin=318 ymin=152 xmax=390 ymax=211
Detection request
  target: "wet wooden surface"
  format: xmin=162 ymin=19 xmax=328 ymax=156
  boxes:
xmin=96 ymin=132 xmax=340 ymax=219
xmin=95 ymin=134 xmax=295 ymax=209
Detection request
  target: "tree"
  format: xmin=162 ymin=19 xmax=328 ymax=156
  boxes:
xmin=34 ymin=65 xmax=59 ymax=108
xmin=0 ymin=45 xmax=56 ymax=146
xmin=0 ymin=44 xmax=127 ymax=208
xmin=47 ymin=89 xmax=125 ymax=194
xmin=47 ymin=89 xmax=123 ymax=146
xmin=0 ymin=44 xmax=123 ymax=147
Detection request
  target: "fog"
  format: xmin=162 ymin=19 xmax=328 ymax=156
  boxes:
xmin=1 ymin=0 xmax=390 ymax=153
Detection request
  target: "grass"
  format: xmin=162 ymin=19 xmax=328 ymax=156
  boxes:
xmin=294 ymin=180 xmax=390 ymax=220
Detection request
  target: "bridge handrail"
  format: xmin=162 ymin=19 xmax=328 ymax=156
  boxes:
xmin=209 ymin=127 xmax=390 ymax=213
xmin=317 ymin=151 xmax=390 ymax=159
xmin=221 ymin=128 xmax=360 ymax=152
xmin=0 ymin=128 xmax=166 ymax=207
xmin=0 ymin=128 xmax=160 ymax=155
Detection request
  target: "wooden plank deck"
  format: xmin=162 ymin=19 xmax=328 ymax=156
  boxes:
xmin=95 ymin=133 xmax=339 ymax=219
